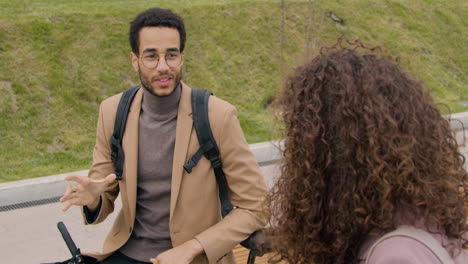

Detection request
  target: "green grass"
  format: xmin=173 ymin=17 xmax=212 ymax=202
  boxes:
xmin=0 ymin=0 xmax=467 ymax=182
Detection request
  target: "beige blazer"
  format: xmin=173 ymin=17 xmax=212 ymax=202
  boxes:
xmin=82 ymin=83 xmax=269 ymax=264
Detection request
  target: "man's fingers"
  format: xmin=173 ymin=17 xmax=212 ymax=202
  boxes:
xmin=105 ymin=174 xmax=117 ymax=183
xmin=59 ymin=194 xmax=69 ymax=203
xmin=61 ymin=196 xmax=83 ymax=212
xmin=150 ymin=255 xmax=160 ymax=263
xmin=66 ymin=173 xmax=115 ymax=186
xmin=61 ymin=174 xmax=113 ymax=211
xmin=61 ymin=199 xmax=76 ymax=212
xmin=60 ymin=185 xmax=74 ymax=202
xmin=94 ymin=173 xmax=116 ymax=184
xmin=64 ymin=174 xmax=88 ymax=185
xmin=62 ymin=199 xmax=77 ymax=212
xmin=60 ymin=188 xmax=78 ymax=203
xmin=62 ymin=201 xmax=72 ymax=212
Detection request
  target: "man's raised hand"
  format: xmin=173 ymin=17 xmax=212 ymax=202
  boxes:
xmin=60 ymin=174 xmax=116 ymax=212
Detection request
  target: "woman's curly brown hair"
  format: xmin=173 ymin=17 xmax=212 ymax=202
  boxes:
xmin=268 ymin=43 xmax=467 ymax=264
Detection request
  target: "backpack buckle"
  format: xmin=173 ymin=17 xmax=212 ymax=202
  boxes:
xmin=210 ymin=157 xmax=222 ymax=169
xmin=183 ymin=159 xmax=196 ymax=173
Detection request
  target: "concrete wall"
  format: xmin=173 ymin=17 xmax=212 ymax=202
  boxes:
xmin=1 ymin=112 xmax=467 ymax=207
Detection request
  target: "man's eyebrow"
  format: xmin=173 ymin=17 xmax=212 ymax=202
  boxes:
xmin=142 ymin=48 xmax=157 ymax=53
xmin=142 ymin=47 xmax=180 ymax=53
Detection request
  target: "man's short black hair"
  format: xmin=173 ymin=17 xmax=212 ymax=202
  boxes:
xmin=129 ymin=8 xmax=186 ymax=54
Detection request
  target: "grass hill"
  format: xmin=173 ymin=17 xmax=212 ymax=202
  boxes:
xmin=0 ymin=0 xmax=466 ymax=182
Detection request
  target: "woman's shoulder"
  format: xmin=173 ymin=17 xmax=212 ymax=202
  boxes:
xmin=361 ymin=225 xmax=466 ymax=264
xmin=364 ymin=234 xmax=445 ymax=264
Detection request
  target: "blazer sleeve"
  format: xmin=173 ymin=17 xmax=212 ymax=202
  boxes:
xmin=194 ymin=103 xmax=270 ymax=263
xmin=80 ymin=100 xmax=120 ymax=225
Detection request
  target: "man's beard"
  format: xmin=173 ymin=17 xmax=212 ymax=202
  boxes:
xmin=138 ymin=68 xmax=182 ymax=96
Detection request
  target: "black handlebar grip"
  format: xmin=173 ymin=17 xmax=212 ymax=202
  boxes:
xmin=57 ymin=221 xmax=79 ymax=256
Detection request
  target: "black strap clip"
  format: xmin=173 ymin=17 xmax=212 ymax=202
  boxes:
xmin=210 ymin=157 xmax=222 ymax=169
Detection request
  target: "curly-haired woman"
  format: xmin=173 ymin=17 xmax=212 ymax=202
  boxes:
xmin=268 ymin=44 xmax=467 ymax=263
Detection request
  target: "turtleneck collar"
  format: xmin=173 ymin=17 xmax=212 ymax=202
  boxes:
xmin=141 ymin=83 xmax=181 ymax=121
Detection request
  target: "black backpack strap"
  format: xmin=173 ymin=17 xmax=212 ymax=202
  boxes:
xmin=184 ymin=89 xmax=270 ymax=260
xmin=184 ymin=88 xmax=234 ymax=217
xmin=110 ymin=86 xmax=140 ymax=180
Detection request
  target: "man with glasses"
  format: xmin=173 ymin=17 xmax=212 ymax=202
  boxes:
xmin=59 ymin=7 xmax=268 ymax=264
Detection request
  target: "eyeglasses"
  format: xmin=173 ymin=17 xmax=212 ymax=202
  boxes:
xmin=139 ymin=51 xmax=183 ymax=69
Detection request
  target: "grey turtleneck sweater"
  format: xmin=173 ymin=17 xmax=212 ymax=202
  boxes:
xmin=119 ymin=84 xmax=181 ymax=261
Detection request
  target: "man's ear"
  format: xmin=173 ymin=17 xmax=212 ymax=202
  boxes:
xmin=180 ymin=51 xmax=185 ymax=67
xmin=130 ymin=52 xmax=139 ymax=72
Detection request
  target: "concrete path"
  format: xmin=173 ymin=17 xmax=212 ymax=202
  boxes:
xmin=0 ymin=164 xmax=279 ymax=264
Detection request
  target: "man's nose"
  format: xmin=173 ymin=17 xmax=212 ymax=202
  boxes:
xmin=156 ymin=56 xmax=170 ymax=71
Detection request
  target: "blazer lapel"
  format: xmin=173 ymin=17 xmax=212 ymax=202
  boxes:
xmin=122 ymin=88 xmax=143 ymax=224
xmin=170 ymin=83 xmax=193 ymax=221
